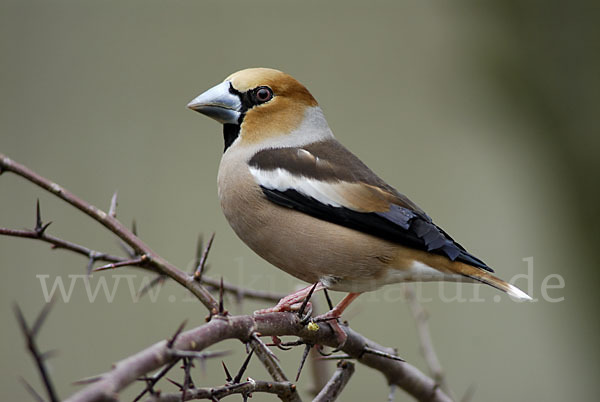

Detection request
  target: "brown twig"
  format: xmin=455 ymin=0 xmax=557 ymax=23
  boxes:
xmin=404 ymin=285 xmax=455 ymax=399
xmin=0 ymin=227 xmax=123 ymax=264
xmin=0 ymin=153 xmax=219 ymax=312
xmin=312 ymin=360 xmax=355 ymax=402
xmin=0 ymin=225 xmax=282 ymax=303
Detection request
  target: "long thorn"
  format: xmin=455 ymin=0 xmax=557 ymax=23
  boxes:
xmin=36 ymin=199 xmax=42 ymax=231
xmin=298 ymin=282 xmax=319 ymax=318
xmin=194 ymin=232 xmax=215 ymax=281
xmin=72 ymin=375 xmax=103 ymax=386
xmin=165 ymin=377 xmax=184 ymax=390
xmin=317 ymin=354 xmax=353 ymax=361
xmin=222 ymin=361 xmax=233 ymax=383
xmin=137 ymin=275 xmax=166 ymax=298
xmin=233 ymin=349 xmax=254 ymax=384
xmin=167 ymin=320 xmax=188 ymax=349
xmin=35 ymin=200 xmax=52 ymax=235
xmin=361 ymin=346 xmax=405 ymax=362
xmin=323 ymin=288 xmax=334 ymax=310
xmin=218 ymin=277 xmax=226 ymax=315
xmin=192 ymin=234 xmax=204 ymax=275
xmin=295 ymin=344 xmax=312 ymax=381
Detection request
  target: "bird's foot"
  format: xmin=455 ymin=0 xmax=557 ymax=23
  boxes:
xmin=254 ymin=297 xmax=311 ymax=314
xmin=314 ymin=310 xmax=348 ymax=349
xmin=254 ymin=283 xmax=323 ymax=314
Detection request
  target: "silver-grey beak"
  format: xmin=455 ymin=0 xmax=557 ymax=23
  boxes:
xmin=187 ymin=81 xmax=242 ymax=124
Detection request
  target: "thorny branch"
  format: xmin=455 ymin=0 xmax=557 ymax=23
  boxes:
xmin=0 ymin=218 xmax=283 ymax=303
xmin=62 ymin=313 xmax=451 ymax=402
xmin=145 ymin=379 xmax=298 ymax=402
xmin=2 ymin=153 xmax=453 ymax=402
xmin=0 ymin=153 xmax=218 ymax=311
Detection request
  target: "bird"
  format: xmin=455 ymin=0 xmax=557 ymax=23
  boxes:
xmin=187 ymin=67 xmax=531 ymax=344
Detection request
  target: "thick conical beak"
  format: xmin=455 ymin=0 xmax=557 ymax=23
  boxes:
xmin=187 ymin=81 xmax=242 ymax=124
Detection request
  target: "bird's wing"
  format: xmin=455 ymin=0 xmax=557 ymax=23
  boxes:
xmin=248 ymin=140 xmax=492 ymax=271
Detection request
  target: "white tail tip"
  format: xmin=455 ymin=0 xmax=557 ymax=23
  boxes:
xmin=506 ymin=283 xmax=532 ymax=301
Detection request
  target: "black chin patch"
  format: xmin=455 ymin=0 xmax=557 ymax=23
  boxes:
xmin=223 ymin=124 xmax=240 ymax=152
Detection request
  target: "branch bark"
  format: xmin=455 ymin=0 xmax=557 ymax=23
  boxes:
xmin=65 ymin=313 xmax=452 ymax=402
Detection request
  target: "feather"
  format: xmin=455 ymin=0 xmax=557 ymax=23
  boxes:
xmin=248 ymin=140 xmax=493 ymax=272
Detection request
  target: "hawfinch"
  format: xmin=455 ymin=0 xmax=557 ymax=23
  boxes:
xmin=188 ymin=68 xmax=531 ymax=342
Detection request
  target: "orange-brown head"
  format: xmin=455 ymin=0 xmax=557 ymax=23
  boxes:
xmin=188 ymin=68 xmax=327 ymax=151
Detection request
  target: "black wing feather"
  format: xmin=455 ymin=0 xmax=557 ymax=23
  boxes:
xmin=261 ymin=187 xmax=492 ymax=272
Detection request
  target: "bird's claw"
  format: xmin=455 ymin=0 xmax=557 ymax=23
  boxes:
xmin=254 ymin=293 xmax=313 ymax=315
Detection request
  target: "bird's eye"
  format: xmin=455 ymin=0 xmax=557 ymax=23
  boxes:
xmin=254 ymin=87 xmax=273 ymax=104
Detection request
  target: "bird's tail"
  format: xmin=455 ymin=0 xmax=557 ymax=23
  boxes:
xmin=456 ymin=263 xmax=532 ymax=300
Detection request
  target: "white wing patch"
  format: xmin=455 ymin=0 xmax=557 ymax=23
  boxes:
xmin=385 ymin=261 xmax=465 ymax=283
xmin=249 ymin=166 xmax=353 ymax=209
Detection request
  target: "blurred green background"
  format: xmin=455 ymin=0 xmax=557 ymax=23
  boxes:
xmin=1 ymin=1 xmax=598 ymax=401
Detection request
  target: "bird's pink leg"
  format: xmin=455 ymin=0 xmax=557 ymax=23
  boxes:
xmin=314 ymin=292 xmax=362 ymax=348
xmin=254 ymin=282 xmax=326 ymax=314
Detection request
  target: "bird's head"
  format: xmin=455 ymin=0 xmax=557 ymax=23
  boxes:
xmin=188 ymin=68 xmax=331 ymax=151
